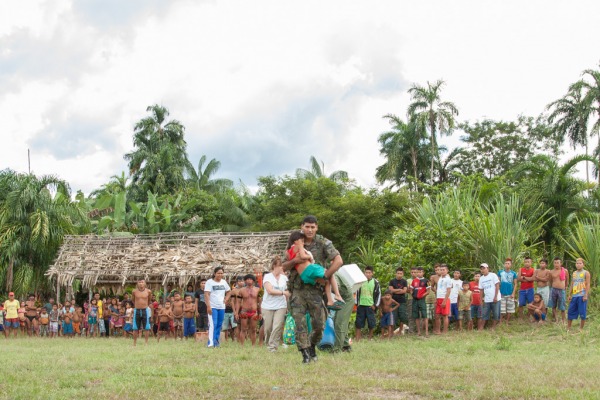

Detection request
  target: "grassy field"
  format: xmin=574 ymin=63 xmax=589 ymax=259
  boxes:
xmin=1 ymin=319 xmax=600 ymax=400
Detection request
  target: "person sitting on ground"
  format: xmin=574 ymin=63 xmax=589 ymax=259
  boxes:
xmin=379 ymin=290 xmax=399 ymax=340
xmin=286 ymin=230 xmax=344 ymax=310
xmin=527 ymin=293 xmax=546 ymax=324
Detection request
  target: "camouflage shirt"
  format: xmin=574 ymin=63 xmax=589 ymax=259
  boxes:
xmin=285 ymin=234 xmax=340 ymax=291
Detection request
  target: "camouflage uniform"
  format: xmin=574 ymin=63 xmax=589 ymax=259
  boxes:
xmin=285 ymin=234 xmax=339 ymax=350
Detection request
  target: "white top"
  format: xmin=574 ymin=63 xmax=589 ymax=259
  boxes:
xmin=436 ymin=276 xmax=452 ymax=299
xmin=450 ymin=279 xmax=463 ymax=303
xmin=205 ymin=279 xmax=231 ymax=310
xmin=478 ymin=273 xmax=501 ymax=302
xmin=261 ymin=273 xmax=288 ymax=310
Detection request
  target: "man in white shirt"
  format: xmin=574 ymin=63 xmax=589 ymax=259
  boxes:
xmin=478 ymin=263 xmax=500 ymax=330
xmin=434 ymin=264 xmax=452 ymax=334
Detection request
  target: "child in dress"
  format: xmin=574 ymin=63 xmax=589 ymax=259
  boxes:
xmin=88 ymin=299 xmax=98 ymax=337
xmin=123 ymin=301 xmax=133 ymax=338
xmin=287 ymin=231 xmax=344 ymax=310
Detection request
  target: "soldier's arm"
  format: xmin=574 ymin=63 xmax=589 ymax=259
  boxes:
xmin=323 ymin=254 xmax=343 ymax=279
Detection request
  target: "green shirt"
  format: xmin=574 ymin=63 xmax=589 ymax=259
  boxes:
xmin=359 ymin=279 xmax=375 ymax=306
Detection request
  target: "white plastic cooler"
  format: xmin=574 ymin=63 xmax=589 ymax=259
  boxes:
xmin=337 ymin=264 xmax=367 ymax=293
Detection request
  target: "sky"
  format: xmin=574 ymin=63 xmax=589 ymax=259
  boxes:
xmin=2 ymin=0 xmax=599 ymax=194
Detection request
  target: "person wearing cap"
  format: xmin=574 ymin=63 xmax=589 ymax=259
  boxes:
xmin=3 ymin=292 xmax=20 ymax=338
xmin=478 ymin=263 xmax=501 ymax=330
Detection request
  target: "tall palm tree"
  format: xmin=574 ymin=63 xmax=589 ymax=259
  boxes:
xmin=375 ymin=114 xmax=430 ymax=190
xmin=0 ymin=170 xmax=89 ymax=294
xmin=407 ymin=80 xmax=459 ymax=184
xmin=512 ymin=154 xmax=597 ymax=256
xmin=186 ymin=155 xmax=233 ymax=193
xmin=124 ymin=105 xmax=192 ymax=199
xmin=296 ymin=156 xmax=348 ymax=183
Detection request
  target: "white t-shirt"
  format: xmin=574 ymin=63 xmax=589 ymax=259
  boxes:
xmin=261 ymin=273 xmax=288 ymax=311
xmin=436 ymin=276 xmax=452 ymax=299
xmin=205 ymin=279 xmax=231 ymax=310
xmin=478 ymin=273 xmax=501 ymax=303
xmin=450 ymin=279 xmax=463 ymax=303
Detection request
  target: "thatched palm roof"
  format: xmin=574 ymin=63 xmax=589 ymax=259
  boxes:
xmin=46 ymin=231 xmax=292 ymax=289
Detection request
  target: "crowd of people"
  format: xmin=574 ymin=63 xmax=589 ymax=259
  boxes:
xmin=0 ymin=215 xmax=593 ymax=364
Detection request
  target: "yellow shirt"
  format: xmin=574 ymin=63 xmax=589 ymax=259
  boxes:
xmin=3 ymin=300 xmax=20 ymax=319
xmin=97 ymin=300 xmax=103 ymax=318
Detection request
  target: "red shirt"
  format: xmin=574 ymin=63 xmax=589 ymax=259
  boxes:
xmin=519 ymin=267 xmax=535 ymax=290
xmin=469 ymin=281 xmax=481 ymax=305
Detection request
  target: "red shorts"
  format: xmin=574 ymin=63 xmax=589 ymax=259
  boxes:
xmin=240 ymin=310 xmax=259 ymax=320
xmin=435 ymin=299 xmax=451 ymax=316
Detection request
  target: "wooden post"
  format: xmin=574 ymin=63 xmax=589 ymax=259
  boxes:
xmin=56 ymin=279 xmax=61 ymax=304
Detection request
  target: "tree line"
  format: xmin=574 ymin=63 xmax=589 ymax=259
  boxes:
xmin=1 ymin=63 xmax=599 ymax=298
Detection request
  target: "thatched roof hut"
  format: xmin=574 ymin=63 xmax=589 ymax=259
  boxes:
xmin=46 ymin=231 xmax=292 ymax=291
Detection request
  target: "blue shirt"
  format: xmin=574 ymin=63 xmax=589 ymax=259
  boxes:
xmin=498 ymin=269 xmax=518 ymax=296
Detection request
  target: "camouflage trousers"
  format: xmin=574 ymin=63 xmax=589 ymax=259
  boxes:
xmin=290 ymin=285 xmax=325 ymax=350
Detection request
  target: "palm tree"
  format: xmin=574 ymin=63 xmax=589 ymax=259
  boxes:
xmin=0 ymin=170 xmax=89 ymax=294
xmin=375 ymin=114 xmax=430 ymax=190
xmin=296 ymin=156 xmax=348 ymax=183
xmin=124 ymin=105 xmax=192 ymax=199
xmin=186 ymin=155 xmax=233 ymax=193
xmin=407 ymin=80 xmax=459 ymax=184
xmin=512 ymin=154 xmax=597 ymax=256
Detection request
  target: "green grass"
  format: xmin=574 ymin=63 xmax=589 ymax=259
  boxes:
xmin=1 ymin=319 xmax=600 ymax=400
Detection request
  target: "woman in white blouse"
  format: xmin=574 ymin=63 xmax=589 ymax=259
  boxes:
xmin=261 ymin=256 xmax=290 ymax=352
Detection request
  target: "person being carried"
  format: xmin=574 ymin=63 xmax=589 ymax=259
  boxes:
xmin=286 ymin=230 xmax=344 ymax=310
xmin=379 ymin=290 xmax=399 ymax=340
xmin=527 ymin=293 xmax=546 ymax=324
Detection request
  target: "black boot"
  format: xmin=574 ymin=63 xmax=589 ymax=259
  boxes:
xmin=308 ymin=345 xmax=318 ymax=362
xmin=301 ymin=348 xmax=311 ymax=364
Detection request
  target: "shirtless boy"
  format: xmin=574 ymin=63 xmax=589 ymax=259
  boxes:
xmin=183 ymin=295 xmax=197 ymax=339
xmin=227 ymin=277 xmax=244 ymax=341
xmin=548 ymin=257 xmax=569 ymax=323
xmin=379 ymin=290 xmax=400 ymax=340
xmin=132 ymin=279 xmax=152 ymax=346
xmin=73 ymin=307 xmax=83 ymax=336
xmin=237 ymin=274 xmax=260 ymax=346
xmin=534 ymin=259 xmax=551 ymax=306
xmin=25 ymin=295 xmax=38 ymax=337
xmin=157 ymin=302 xmax=174 ymax=342
xmin=171 ymin=292 xmax=184 ymax=339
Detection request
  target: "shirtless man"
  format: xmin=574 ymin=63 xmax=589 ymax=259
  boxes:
xmin=534 ymin=259 xmax=551 ymax=306
xmin=548 ymin=257 xmax=569 ymax=323
xmin=236 ymin=274 xmax=260 ymax=346
xmin=171 ymin=292 xmax=184 ymax=339
xmin=132 ymin=279 xmax=152 ymax=346
xmin=229 ymin=277 xmax=244 ymax=341
xmin=25 ymin=295 xmax=38 ymax=337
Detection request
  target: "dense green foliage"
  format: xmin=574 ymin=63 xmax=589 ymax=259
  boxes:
xmin=2 ymin=65 xmax=600 ymax=298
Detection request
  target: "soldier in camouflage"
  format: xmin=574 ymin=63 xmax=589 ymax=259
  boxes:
xmin=283 ymin=215 xmax=343 ymax=363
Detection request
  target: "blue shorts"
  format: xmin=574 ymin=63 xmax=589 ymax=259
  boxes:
xmin=133 ymin=308 xmax=151 ymax=331
xmin=380 ymin=312 xmax=394 ymax=328
xmin=300 ymin=263 xmax=326 ymax=285
xmin=5 ymin=319 xmax=19 ymax=328
xmin=471 ymin=305 xmax=482 ymax=319
xmin=62 ymin=322 xmax=73 ymax=334
xmin=450 ymin=303 xmax=459 ymax=322
xmin=482 ymin=302 xmax=501 ymax=321
xmin=548 ymin=288 xmax=566 ymax=311
xmin=534 ymin=313 xmax=546 ymax=321
xmin=123 ymin=323 xmax=132 ymax=332
xmin=519 ymin=288 xmax=534 ymax=306
xmin=568 ymin=296 xmax=587 ymax=320
xmin=183 ymin=317 xmax=196 ymax=337
xmin=355 ymin=305 xmax=376 ymax=329
xmin=0 ymin=324 xmax=4 ymax=331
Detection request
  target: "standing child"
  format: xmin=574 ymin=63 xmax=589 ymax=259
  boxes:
xmin=123 ymin=301 xmax=133 ymax=338
xmin=183 ymin=295 xmax=197 ymax=339
xmin=449 ymin=270 xmax=463 ymax=324
xmin=157 ymin=302 xmax=174 ymax=342
xmin=61 ymin=302 xmax=74 ymax=338
xmin=457 ymin=281 xmax=472 ymax=331
xmin=379 ymin=290 xmax=399 ymax=340
xmin=410 ymin=267 xmax=429 ymax=337
xmin=567 ymin=258 xmax=591 ymax=332
xmin=469 ymin=273 xmax=482 ymax=330
xmin=72 ymin=307 xmax=83 ymax=337
xmin=49 ymin=304 xmax=60 ymax=338
xmin=527 ymin=293 xmax=547 ymax=323
xmin=88 ymin=299 xmax=98 ymax=337
xmin=39 ymin=308 xmax=49 ymax=337
xmin=0 ymin=306 xmax=5 ymax=338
